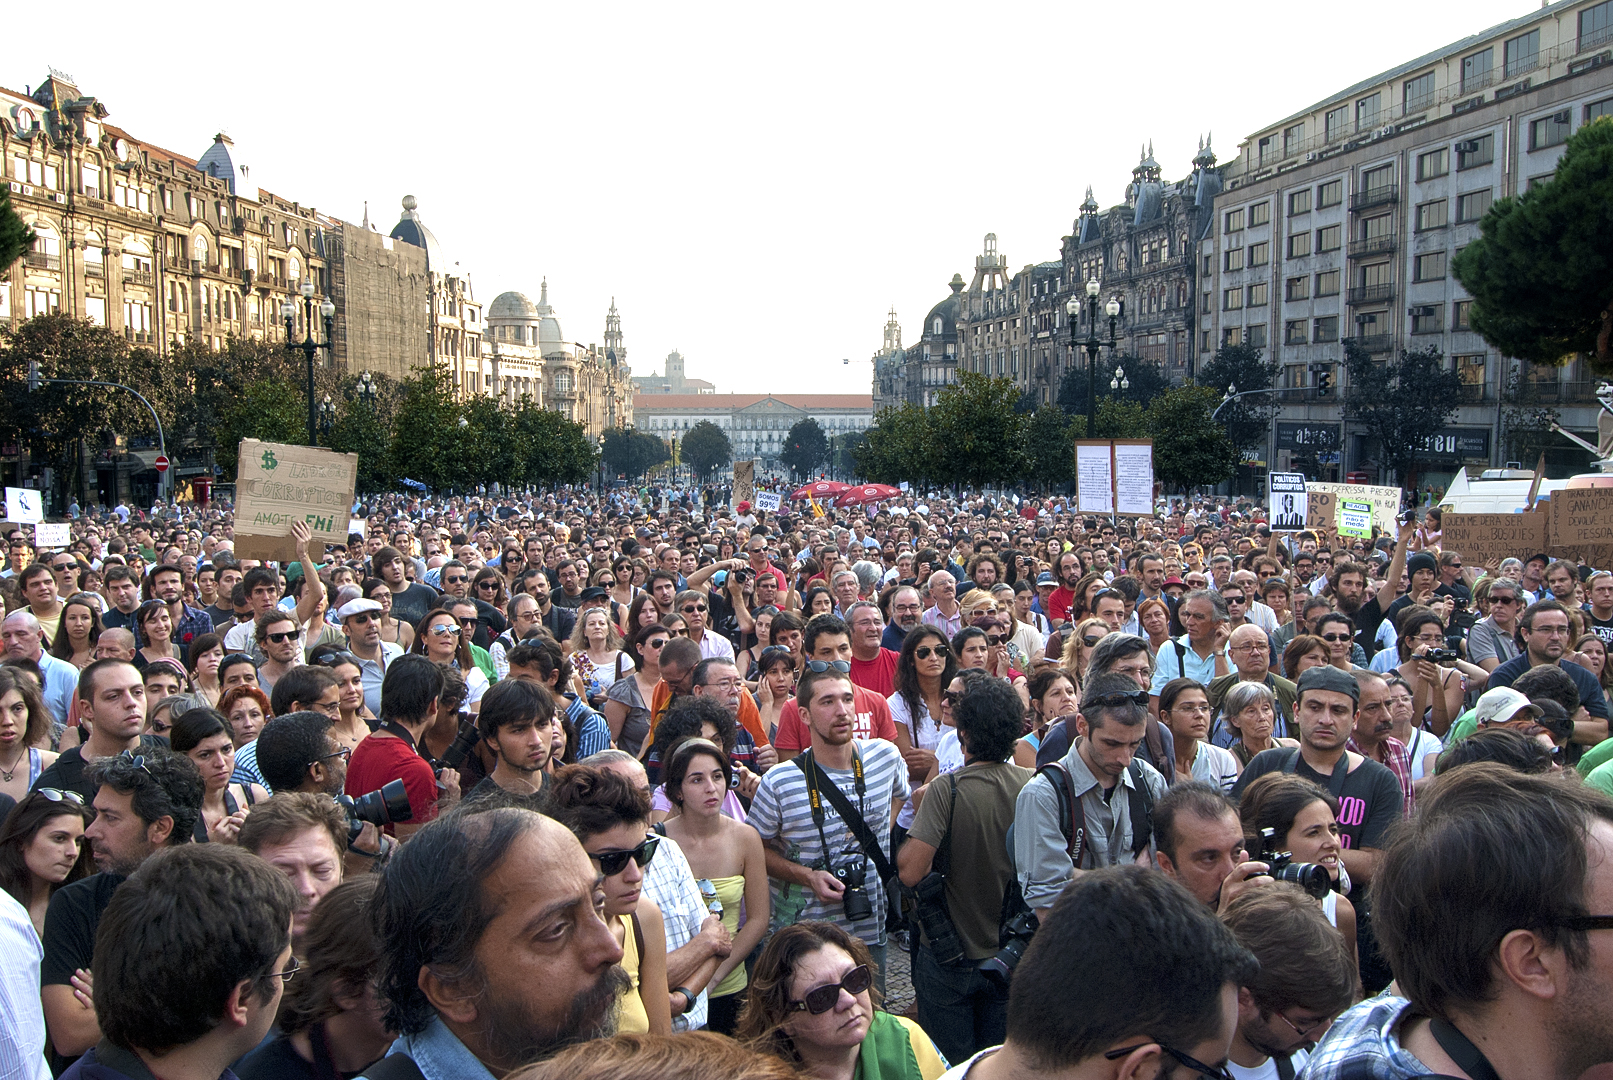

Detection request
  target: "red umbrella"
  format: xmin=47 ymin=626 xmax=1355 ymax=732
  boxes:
xmin=789 ymin=481 xmax=849 ymax=501
xmin=834 ymin=484 xmax=902 ymax=507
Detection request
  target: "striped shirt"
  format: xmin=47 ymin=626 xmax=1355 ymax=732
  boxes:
xmin=747 ymin=739 xmax=909 ymax=946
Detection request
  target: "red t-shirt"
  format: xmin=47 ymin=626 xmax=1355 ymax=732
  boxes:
xmin=773 ymin=684 xmax=898 ymax=752
xmin=344 ymin=732 xmax=438 ymax=834
xmin=1048 ymin=585 xmax=1078 ymax=624
xmin=849 ymin=649 xmax=899 ymax=699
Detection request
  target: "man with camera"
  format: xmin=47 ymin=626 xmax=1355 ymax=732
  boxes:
xmin=1015 ymin=672 xmax=1169 ymax=921
xmin=897 ymin=673 xmax=1032 ymax=1065
xmin=1154 ymin=781 xmax=1276 ymax=914
xmin=748 ymin=662 xmax=909 ymax=995
xmin=344 ymin=655 xmax=459 ymax=838
xmin=254 ymin=711 xmax=393 ymax=871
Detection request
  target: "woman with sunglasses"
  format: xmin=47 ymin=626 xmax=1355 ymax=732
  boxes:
xmin=133 ymin=598 xmax=183 ymax=673
xmin=606 ymin=623 xmax=669 ymax=756
xmin=889 ymin=627 xmax=954 ymax=787
xmin=1058 ymin=617 xmax=1110 ymax=696
xmin=0 ymin=667 xmax=57 ymax=804
xmin=570 ymin=607 xmax=634 ymax=711
xmin=737 ymin=920 xmax=946 ymax=1080
xmin=1313 ymin=613 xmax=1357 ymax=672
xmin=363 ymin=578 xmax=414 ymax=653
xmin=0 ymin=785 xmax=93 ymax=934
xmin=48 ymin=593 xmax=103 ymax=672
xmin=411 ymin=608 xmax=489 ymax=712
xmin=548 ymin=764 xmax=673 ymax=1036
xmin=171 ymin=707 xmax=266 ymax=844
xmin=471 ymin=567 xmax=508 ymax=613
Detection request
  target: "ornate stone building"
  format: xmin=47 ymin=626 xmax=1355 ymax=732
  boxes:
xmin=871 ymin=275 xmax=962 ymax=410
xmin=484 ymin=281 xmax=633 ymax=437
xmin=632 ymin=393 xmax=873 ymax=472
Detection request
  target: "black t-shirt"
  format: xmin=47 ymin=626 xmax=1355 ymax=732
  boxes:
xmin=387 ymin=583 xmax=440 ymax=630
xmin=33 ymin=735 xmax=169 ymax=803
xmin=205 ymin=603 xmax=236 ymax=632
xmin=42 ymin=873 xmax=125 ymax=987
xmin=1352 ymin=595 xmax=1390 ymax=661
xmin=471 ymin=598 xmax=507 ymax=650
xmin=1587 ymin=608 xmax=1613 ymax=648
xmin=236 ymin=1026 xmax=370 ymax=1080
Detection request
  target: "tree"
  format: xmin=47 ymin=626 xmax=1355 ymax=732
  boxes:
xmin=1197 ymin=342 xmax=1280 ymax=456
xmin=931 ymin=372 xmax=1028 ymax=489
xmin=602 ymin=427 xmax=669 ymax=480
xmin=680 ymin=420 xmax=731 ymax=482
xmin=1452 ymin=116 xmax=1613 ymax=373
xmin=1104 ymin=356 xmax=1169 ymax=408
xmin=1094 ymin=398 xmax=1150 ymax=439
xmin=508 ymin=397 xmax=594 ymax=486
xmin=854 ymin=402 xmax=936 ymax=487
xmin=1343 ymin=340 xmax=1465 ymax=489
xmin=390 ymin=367 xmax=472 ymax=491
xmin=780 ymin=417 xmax=829 ymax=480
xmin=327 ymin=373 xmax=402 ymax=492
xmin=0 ymin=186 xmax=33 ymax=273
xmin=1024 ymin=405 xmax=1072 ymax=490
xmin=1147 ymin=385 xmax=1239 ymax=493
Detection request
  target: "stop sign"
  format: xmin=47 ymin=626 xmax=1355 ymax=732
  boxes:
xmin=154 ymin=455 xmax=170 ymax=473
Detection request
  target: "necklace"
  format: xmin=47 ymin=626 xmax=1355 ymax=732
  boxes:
xmin=0 ymin=745 xmax=26 ymax=783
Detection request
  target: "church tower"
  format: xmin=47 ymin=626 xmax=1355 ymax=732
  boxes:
xmin=604 ymin=298 xmax=626 ymax=369
xmin=882 ymin=307 xmax=902 ymax=353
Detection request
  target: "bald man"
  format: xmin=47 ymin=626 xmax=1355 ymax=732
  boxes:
xmin=1 ymin=610 xmax=78 ymax=724
xmin=1206 ymin=624 xmax=1297 ymax=746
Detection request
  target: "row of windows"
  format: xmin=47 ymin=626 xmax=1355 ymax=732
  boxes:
xmin=1414 ymin=190 xmax=1493 ymax=230
xmin=1287 ymin=180 xmax=1344 ymax=217
xmin=1222 ymin=201 xmax=1272 ymax=234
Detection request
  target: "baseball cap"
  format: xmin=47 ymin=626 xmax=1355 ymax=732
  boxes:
xmin=335 ymin=597 xmax=383 ymax=620
xmin=1036 ymin=572 xmax=1056 ymax=586
xmin=1295 ymin=665 xmax=1360 ymax=703
xmin=1473 ymin=686 xmax=1544 ymax=727
xmin=577 ymin=586 xmax=610 ymax=602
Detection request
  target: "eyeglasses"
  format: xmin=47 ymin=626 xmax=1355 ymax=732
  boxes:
xmin=1085 ymin=690 xmax=1150 ymax=710
xmin=265 ymin=631 xmax=298 ymax=644
xmin=942 ymin=690 xmax=962 ymax=705
xmin=314 ymin=746 xmax=352 ymax=764
xmin=260 ymin=955 xmax=301 ymax=986
xmin=645 ymin=638 xmax=669 ymax=650
xmin=1105 ymin=1042 xmax=1235 ymax=1080
xmin=33 ymin=787 xmax=85 ymax=806
xmin=789 ymin=963 xmax=873 ymax=1014
xmin=1277 ymin=1011 xmax=1331 ymax=1040
xmin=1320 ymin=633 xmax=1352 ymax=643
xmin=591 ymin=835 xmax=659 ymax=877
xmin=913 ymin=645 xmax=946 ymax=660
xmin=444 ymin=576 xmax=467 ymax=585
xmin=805 ymin=659 xmax=851 ymax=674
xmin=118 ymin=750 xmax=154 ymax=776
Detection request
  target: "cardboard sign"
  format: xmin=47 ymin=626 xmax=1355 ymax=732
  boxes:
xmin=1440 ymin=512 xmax=1550 ymax=564
xmin=732 ymin=460 xmax=755 ymax=508
xmin=1305 ymin=490 xmax=1337 ymax=530
xmin=1548 ymin=488 xmax=1613 ymax=568
xmin=4 ymin=487 xmax=43 ymax=524
xmin=233 ymin=440 xmax=357 ymax=563
xmin=1308 ymin=481 xmax=1402 ymax=534
xmin=754 ymin=492 xmax=781 ymax=513
xmin=1339 ymin=500 xmax=1374 ymax=538
xmin=34 ymin=522 xmax=71 ymax=548
xmin=1269 ymin=473 xmax=1308 ymax=532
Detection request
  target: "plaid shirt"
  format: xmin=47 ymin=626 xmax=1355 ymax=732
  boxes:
xmin=1347 ymin=734 xmax=1415 ymax=817
xmin=1301 ymin=994 xmax=1434 ymax=1080
xmin=130 ymin=602 xmax=214 ymax=651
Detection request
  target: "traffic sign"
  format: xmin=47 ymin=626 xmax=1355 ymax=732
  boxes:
xmin=154 ymin=455 xmax=170 ymax=473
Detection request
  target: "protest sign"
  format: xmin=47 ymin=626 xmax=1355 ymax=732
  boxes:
xmin=1338 ymin=500 xmax=1373 ymax=538
xmin=1440 ymin=512 xmax=1549 ymax=564
xmin=34 ymin=522 xmax=71 ymax=548
xmin=754 ymin=492 xmax=781 ymax=513
xmin=1547 ymin=488 xmax=1613 ymax=569
xmin=1308 ymin=481 xmax=1402 ymax=533
xmin=233 ymin=440 xmax=357 ymax=563
xmin=1268 ymin=473 xmax=1307 ymax=532
xmin=733 ymin=461 xmax=755 ymax=508
xmin=5 ymin=487 xmax=43 ymax=524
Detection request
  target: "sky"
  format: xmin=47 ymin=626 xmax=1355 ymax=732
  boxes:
xmin=9 ymin=0 xmax=1533 ymax=395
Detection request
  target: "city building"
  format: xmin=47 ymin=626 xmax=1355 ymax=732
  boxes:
xmin=1202 ymin=0 xmax=1613 ymax=480
xmin=632 ymin=348 xmax=714 ymax=394
xmin=872 ymin=276 xmax=964 ymax=411
xmin=631 ymin=393 xmax=873 ymax=472
xmin=484 ymin=281 xmax=633 ymax=437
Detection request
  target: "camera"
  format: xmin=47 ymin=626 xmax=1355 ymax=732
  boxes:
xmin=1255 ymin=827 xmax=1331 ymax=899
xmin=335 ymin=779 xmax=413 ymax=843
xmin=1424 ymin=647 xmax=1461 ymax=664
xmin=979 ymin=909 xmax=1040 ymax=987
xmin=434 ymin=717 xmax=481 ymax=774
xmin=909 ymin=873 xmax=965 ymax=965
xmin=833 ymin=852 xmax=874 ymax=922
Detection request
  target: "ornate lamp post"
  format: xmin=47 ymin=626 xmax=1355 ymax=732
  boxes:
xmin=1065 ymin=278 xmax=1124 ymax=438
xmin=281 ymin=279 xmax=335 ymax=446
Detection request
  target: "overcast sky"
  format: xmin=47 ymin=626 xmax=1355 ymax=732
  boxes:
xmin=11 ymin=0 xmax=1530 ymax=395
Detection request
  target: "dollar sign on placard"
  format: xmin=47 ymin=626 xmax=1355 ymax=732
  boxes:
xmin=261 ymin=449 xmax=278 ymax=471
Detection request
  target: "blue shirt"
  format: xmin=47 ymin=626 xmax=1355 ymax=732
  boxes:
xmin=1149 ymin=635 xmax=1224 ymax=694
xmin=365 ymin=1018 xmax=493 ymax=1080
xmin=37 ymin=651 xmax=78 ymax=727
xmin=1488 ymin=654 xmax=1610 ymax=719
xmin=1301 ymin=994 xmax=1433 ymax=1080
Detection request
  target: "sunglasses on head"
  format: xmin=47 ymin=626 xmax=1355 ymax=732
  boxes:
xmin=805 ymin=659 xmax=851 ymax=674
xmin=591 ymin=835 xmax=659 ymax=877
xmin=1085 ymin=689 xmax=1150 ymax=710
xmin=790 ymin=963 xmax=873 ymax=1014
xmin=33 ymin=787 xmax=84 ymax=806
xmin=312 ymin=651 xmax=362 ymax=669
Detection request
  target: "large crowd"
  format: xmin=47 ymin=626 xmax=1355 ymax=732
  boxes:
xmin=0 ymin=483 xmax=1610 ymax=1080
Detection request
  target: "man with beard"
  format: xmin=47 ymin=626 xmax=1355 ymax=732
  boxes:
xmin=1324 ymin=519 xmax=1411 ymax=663
xmin=465 ymin=678 xmax=556 ymax=802
xmin=1487 ymin=600 xmax=1611 ymax=739
xmin=364 ymin=805 xmax=628 ymax=1078
xmin=1046 ymin=551 xmax=1084 ymax=628
xmin=882 ymin=586 xmax=922 ymax=651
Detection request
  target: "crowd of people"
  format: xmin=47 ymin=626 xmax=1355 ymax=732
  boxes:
xmin=0 ymin=484 xmax=1610 ymax=1080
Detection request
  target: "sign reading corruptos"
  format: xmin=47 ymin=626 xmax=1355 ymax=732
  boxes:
xmin=233 ymin=440 xmax=357 ymax=563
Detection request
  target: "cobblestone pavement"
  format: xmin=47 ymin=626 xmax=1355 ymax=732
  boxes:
xmin=886 ymin=936 xmax=916 ymax=1017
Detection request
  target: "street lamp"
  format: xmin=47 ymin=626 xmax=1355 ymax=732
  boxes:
xmin=318 ymin=393 xmax=335 ymax=439
xmin=282 ymin=279 xmax=336 ymax=446
xmin=1065 ymin=279 xmax=1124 ymax=439
xmin=596 ymin=433 xmax=607 ymax=492
xmin=355 ymin=370 xmax=376 ymax=405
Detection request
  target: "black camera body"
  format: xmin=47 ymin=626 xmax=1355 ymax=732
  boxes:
xmin=1424 ymin=647 xmax=1461 ymax=664
xmin=434 ymin=718 xmax=481 ymax=775
xmin=979 ymin=909 xmax=1040 ymax=987
xmin=335 ymin=778 xmax=413 ymax=844
xmin=834 ymin=854 xmax=874 ymax=922
xmin=1256 ymin=827 xmax=1332 ymax=899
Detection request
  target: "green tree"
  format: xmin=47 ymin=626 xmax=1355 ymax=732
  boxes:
xmin=780 ymin=417 xmax=829 ymax=480
xmin=931 ymin=372 xmax=1028 ymax=489
xmin=602 ymin=428 xmax=669 ymax=480
xmin=0 ymin=186 xmax=34 ymax=273
xmin=1105 ymin=355 xmax=1169 ymax=408
xmin=327 ymin=373 xmax=402 ymax=492
xmin=508 ymin=400 xmax=595 ymax=486
xmin=390 ymin=367 xmax=471 ymax=491
xmin=1342 ymin=340 xmax=1465 ymax=489
xmin=1024 ymin=405 xmax=1072 ymax=490
xmin=1197 ymin=342 xmax=1280 ymax=456
xmin=1452 ymin=116 xmax=1613 ymax=373
xmin=679 ymin=420 xmax=732 ymax=482
xmin=1147 ymin=386 xmax=1239 ymax=493
xmin=854 ymin=402 xmax=936 ymax=486
xmin=216 ymin=379 xmax=307 ymax=477
xmin=1094 ymin=398 xmax=1150 ymax=439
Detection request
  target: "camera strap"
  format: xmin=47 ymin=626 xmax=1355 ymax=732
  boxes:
xmin=1429 ymin=1018 xmax=1504 ymax=1080
xmin=379 ymin=720 xmax=420 ymax=756
xmin=797 ymin=747 xmax=896 ymax=884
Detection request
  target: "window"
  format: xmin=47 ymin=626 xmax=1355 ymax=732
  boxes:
xmin=1225 ymin=209 xmax=1245 ymax=233
xmin=1224 ymin=248 xmax=1244 ymax=271
xmin=1505 ymin=30 xmax=1539 ymax=77
xmin=1363 ymin=164 xmax=1394 ymax=195
xmin=1582 ymin=0 xmax=1613 ymax=51
xmin=1316 ymin=270 xmax=1341 ymax=296
xmin=1249 ymin=282 xmax=1269 ymax=307
xmin=1456 ymin=189 xmax=1493 ymax=223
xmin=1361 ymin=261 xmax=1393 ymax=289
xmin=1314 ymin=316 xmax=1339 ymax=342
xmin=1250 ymin=201 xmax=1271 ymax=227
xmin=1461 ymin=48 xmax=1494 ymax=93
xmin=1288 ymin=232 xmax=1312 ymax=258
xmin=1318 ymin=180 xmax=1343 ymax=208
xmin=25 ymin=287 xmax=60 ymax=318
xmin=1283 ymin=125 xmax=1305 ymax=156
xmin=1202 ymin=254 xmax=1213 ymax=275
xmin=1222 ymin=327 xmax=1243 ymax=346
xmin=1412 ymin=305 xmax=1442 ymax=333
xmin=1224 ymin=287 xmax=1244 ymax=310
xmin=1590 ymin=96 xmax=1613 ymax=122
xmin=1415 ymin=251 xmax=1448 ymax=281
xmin=1455 ymin=354 xmax=1486 ymax=391
xmin=1457 ymin=134 xmax=1495 ymax=170
xmin=1362 ymin=214 xmax=1393 ymax=241
xmin=1258 ymin=135 xmax=1277 ymax=164
xmin=1453 ymin=300 xmax=1473 ymax=330
xmin=1249 ymin=242 xmax=1269 ymax=267
xmin=1404 ymin=72 xmax=1435 ymax=113
xmin=1416 ymin=200 xmax=1449 ymax=230
xmin=1417 ymin=148 xmax=1449 ymax=180
xmin=1356 ymin=93 xmax=1381 ymax=131
xmin=1286 ymin=276 xmax=1310 ymax=301
xmin=1202 ymin=292 xmax=1212 ymax=315
xmin=85 ymin=297 xmax=106 ymax=326
xmin=1317 ymin=225 xmax=1341 ymax=252
xmin=1247 ymin=324 xmax=1268 ymax=349
xmin=1530 ymin=112 xmax=1571 ymax=150
xmin=1285 ymin=320 xmax=1309 ymax=344
xmin=1319 ymin=107 xmax=1346 ymax=144
xmin=1289 ymin=189 xmax=1312 ymax=216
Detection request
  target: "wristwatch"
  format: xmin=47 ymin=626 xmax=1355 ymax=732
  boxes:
xmin=672 ymin=986 xmax=698 ymax=1014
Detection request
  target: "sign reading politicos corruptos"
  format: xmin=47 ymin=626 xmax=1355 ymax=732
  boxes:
xmin=233 ymin=440 xmax=356 ymax=563
xmin=1440 ymin=513 xmax=1550 ymax=563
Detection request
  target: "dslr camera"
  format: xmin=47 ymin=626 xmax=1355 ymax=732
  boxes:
xmin=978 ymin=908 xmax=1040 ymax=987
xmin=334 ymin=778 xmax=413 ymax=844
xmin=1423 ymin=647 xmax=1462 ymax=664
xmin=1255 ymin=827 xmax=1332 ymax=899
xmin=433 ymin=717 xmax=481 ymax=775
xmin=832 ymin=849 xmax=874 ymax=922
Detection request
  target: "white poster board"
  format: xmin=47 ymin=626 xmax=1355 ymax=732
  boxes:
xmin=34 ymin=522 xmax=72 ymax=548
xmin=1113 ymin=442 xmax=1155 ymax=516
xmin=1268 ymin=473 xmax=1309 ymax=532
xmin=5 ymin=488 xmax=43 ymax=524
xmin=1076 ymin=443 xmax=1114 ymax=514
xmin=1308 ymin=481 xmax=1402 ymax=534
xmin=754 ymin=492 xmax=781 ymax=512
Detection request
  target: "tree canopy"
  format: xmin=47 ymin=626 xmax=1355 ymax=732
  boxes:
xmin=1198 ymin=342 xmax=1280 ymax=456
xmin=780 ymin=417 xmax=829 ymax=479
xmin=679 ymin=420 xmax=732 ymax=482
xmin=1342 ymin=340 xmax=1465 ymax=488
xmin=0 ymin=186 xmax=34 ymax=273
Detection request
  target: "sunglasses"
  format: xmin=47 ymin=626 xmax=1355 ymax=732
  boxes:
xmin=942 ymin=690 xmax=962 ymax=705
xmin=805 ymin=659 xmax=851 ymax=674
xmin=33 ymin=787 xmax=85 ymax=806
xmin=682 ymin=604 xmax=708 ymax=613
xmin=789 ymin=964 xmax=873 ymax=1014
xmin=429 ymin=625 xmax=461 ymax=637
xmin=1085 ymin=690 xmax=1150 ymax=709
xmin=598 ymin=579 xmax=615 ymax=587
xmin=668 ymin=628 xmax=689 ymax=637
xmin=265 ymin=631 xmax=298 ymax=644
xmin=984 ymin=634 xmax=1005 ymax=645
xmin=1320 ymin=633 xmax=1352 ymax=643
xmin=118 ymin=750 xmax=154 ymax=775
xmin=1105 ymin=1042 xmax=1234 ymax=1080
xmin=913 ymin=645 xmax=946 ymax=660
xmin=1082 ymin=635 xmax=1103 ymax=647
xmin=591 ymin=835 xmax=659 ymax=877
xmin=444 ymin=576 xmax=467 ymax=585
xmin=645 ymin=637 xmax=669 ymax=650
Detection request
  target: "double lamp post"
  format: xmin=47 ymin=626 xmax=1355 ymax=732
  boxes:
xmin=282 ymin=279 xmax=336 ymax=447
xmin=1065 ymin=278 xmax=1128 ymax=438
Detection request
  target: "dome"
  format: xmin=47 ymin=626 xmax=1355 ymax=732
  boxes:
xmin=488 ymin=291 xmax=538 ymax=321
xmin=923 ymin=276 xmax=963 ymax=340
xmin=534 ymin=278 xmax=566 ymax=355
xmin=390 ymin=195 xmax=445 ymax=270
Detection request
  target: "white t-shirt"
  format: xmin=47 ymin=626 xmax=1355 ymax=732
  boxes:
xmin=888 ymin=691 xmax=942 ymax=830
xmin=1228 ymin=1048 xmax=1309 ymax=1080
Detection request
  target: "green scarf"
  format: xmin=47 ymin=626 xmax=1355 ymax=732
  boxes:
xmin=855 ymin=1011 xmax=924 ymax=1080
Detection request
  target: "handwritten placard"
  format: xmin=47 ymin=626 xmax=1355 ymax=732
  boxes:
xmin=233 ymin=440 xmax=357 ymax=563
xmin=1440 ymin=512 xmax=1549 ymax=563
xmin=1548 ymin=488 xmax=1613 ymax=568
xmin=1309 ymin=481 xmax=1402 ymax=533
xmin=754 ymin=492 xmax=781 ymax=513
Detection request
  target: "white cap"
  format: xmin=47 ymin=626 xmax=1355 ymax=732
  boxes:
xmin=334 ymin=597 xmax=383 ymax=620
xmin=1474 ymin=686 xmax=1543 ymax=727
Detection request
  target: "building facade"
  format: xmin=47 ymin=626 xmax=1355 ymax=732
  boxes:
xmin=1202 ymin=0 xmax=1613 ymax=479
xmin=484 ymin=281 xmax=633 ymax=438
xmin=631 ymin=394 xmax=873 ymax=472
xmin=632 ymin=348 xmax=714 ymax=394
xmin=874 ymin=276 xmax=964 ymax=411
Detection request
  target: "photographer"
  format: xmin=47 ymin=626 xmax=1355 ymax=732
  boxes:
xmin=896 ymin=672 xmax=1031 ymax=1065
xmin=747 ymin=663 xmax=909 ymax=997
xmin=254 ymin=711 xmax=392 ymax=871
xmin=344 ymin=655 xmax=458 ymax=838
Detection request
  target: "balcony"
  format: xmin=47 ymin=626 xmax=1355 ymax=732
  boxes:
xmin=1348 ymin=234 xmax=1398 ymax=258
xmin=1347 ymin=283 xmax=1395 ymax=305
xmin=85 ymin=262 xmax=104 ymax=278
xmin=122 ymin=269 xmax=153 ymax=287
xmin=1349 ymin=185 xmax=1399 ymax=212
xmin=1352 ymin=333 xmax=1395 ymax=354
xmin=1457 ymin=381 xmax=1492 ymax=403
xmin=123 ymin=328 xmax=151 ymax=344
xmin=1520 ymin=379 xmax=1602 ymax=404
xmin=24 ymin=253 xmax=59 ymax=270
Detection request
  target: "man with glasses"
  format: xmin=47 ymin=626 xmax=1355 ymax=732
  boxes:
xmin=551 ymin=559 xmax=586 ymax=610
xmin=1468 ymin=576 xmax=1527 ymax=673
xmin=674 ymin=588 xmax=734 ymax=661
xmin=1208 ymin=625 xmax=1295 ymax=744
xmin=1487 ymin=599 xmax=1611 ymax=740
xmin=253 ymin=612 xmax=304 ymax=696
xmin=335 ymin=597 xmax=404 ymax=717
xmin=253 ymin=711 xmax=390 ymax=870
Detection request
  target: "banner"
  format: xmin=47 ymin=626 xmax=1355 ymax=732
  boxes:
xmin=233 ymin=440 xmax=357 ymax=563
xmin=1440 ymin=512 xmax=1549 ymax=563
xmin=1307 ymin=481 xmax=1402 ymax=534
xmin=1268 ymin=473 xmax=1308 ymax=532
xmin=733 ymin=460 xmax=755 ymax=508
xmin=34 ymin=522 xmax=71 ymax=548
xmin=1338 ymin=500 xmax=1373 ymax=538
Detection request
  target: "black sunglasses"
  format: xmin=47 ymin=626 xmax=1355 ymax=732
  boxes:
xmin=1105 ymin=1042 xmax=1234 ymax=1080
xmin=312 ymin=651 xmax=362 ymax=669
xmin=789 ymin=963 xmax=873 ymax=1014
xmin=591 ymin=835 xmax=659 ymax=877
xmin=1320 ymin=632 xmax=1352 ymax=643
xmin=1085 ymin=689 xmax=1150 ymax=710
xmin=805 ymin=659 xmax=851 ymax=674
xmin=913 ymin=645 xmax=947 ymax=660
xmin=265 ymin=631 xmax=298 ymax=644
